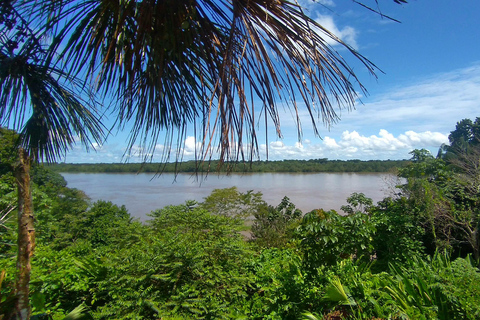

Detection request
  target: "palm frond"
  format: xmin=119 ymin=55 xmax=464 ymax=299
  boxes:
xmin=62 ymin=304 xmax=93 ymax=320
xmin=21 ymin=0 xmax=386 ymax=165
xmin=0 ymin=40 xmax=105 ymax=162
xmin=323 ymin=276 xmax=357 ymax=306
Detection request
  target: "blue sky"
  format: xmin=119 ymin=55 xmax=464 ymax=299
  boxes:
xmin=65 ymin=0 xmax=480 ymax=163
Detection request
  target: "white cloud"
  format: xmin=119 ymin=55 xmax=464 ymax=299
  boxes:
xmin=257 ymin=129 xmax=448 ymax=161
xmin=298 ymin=0 xmax=335 ymax=9
xmin=294 ymin=141 xmax=304 ymax=149
xmin=64 ymin=142 xmax=122 ymax=163
xmin=398 ymin=131 xmax=449 ymax=148
xmin=268 ymin=65 xmax=480 ymax=146
xmin=313 ymin=0 xmax=336 ymax=6
xmin=64 ymin=129 xmax=448 ymax=163
xmin=183 ymin=136 xmax=197 ymax=155
xmin=324 ymin=136 xmax=340 ymax=149
xmin=63 ymin=64 xmax=480 ymax=163
xmin=333 ymin=63 xmax=480 ymax=134
xmin=271 ymin=141 xmax=285 ymax=149
xmin=338 ymin=129 xmax=448 ymax=154
xmin=314 ymin=14 xmax=358 ymax=49
xmin=318 ymin=0 xmax=335 ymax=6
xmin=154 ymin=144 xmax=165 ymax=152
xmin=340 ymin=129 xmax=407 ymax=151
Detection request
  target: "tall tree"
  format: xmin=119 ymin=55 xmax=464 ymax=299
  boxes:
xmin=448 ymin=118 xmax=480 ymax=154
xmin=400 ymin=146 xmax=480 ymax=261
xmin=0 ymin=3 xmax=104 ymax=318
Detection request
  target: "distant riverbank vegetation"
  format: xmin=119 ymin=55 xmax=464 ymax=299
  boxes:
xmin=2 ymin=118 xmax=480 ymax=319
xmin=48 ymin=158 xmax=409 ymax=174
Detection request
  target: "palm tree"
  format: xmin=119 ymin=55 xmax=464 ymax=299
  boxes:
xmin=22 ymin=0 xmax=406 ymax=166
xmin=1 ymin=5 xmax=104 ymax=318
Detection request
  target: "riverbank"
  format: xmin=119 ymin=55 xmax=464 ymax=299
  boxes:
xmin=50 ymin=158 xmax=407 ymax=174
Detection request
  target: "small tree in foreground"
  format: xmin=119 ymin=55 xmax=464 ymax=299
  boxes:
xmin=252 ymin=196 xmax=302 ymax=248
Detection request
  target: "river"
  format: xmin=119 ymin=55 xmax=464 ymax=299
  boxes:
xmin=61 ymin=172 xmax=400 ymax=220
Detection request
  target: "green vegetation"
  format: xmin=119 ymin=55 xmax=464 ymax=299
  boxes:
xmin=2 ymin=120 xmax=480 ymax=319
xmin=1 ymin=1 xmax=407 ymax=317
xmin=48 ymin=159 xmax=408 ymax=174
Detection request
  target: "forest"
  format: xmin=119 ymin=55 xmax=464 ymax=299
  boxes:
xmin=1 ymin=118 xmax=480 ymax=319
xmin=48 ymin=159 xmax=408 ymax=174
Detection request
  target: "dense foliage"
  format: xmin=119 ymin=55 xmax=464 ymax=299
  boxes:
xmin=1 ymin=118 xmax=480 ymax=319
xmin=48 ymin=159 xmax=408 ymax=174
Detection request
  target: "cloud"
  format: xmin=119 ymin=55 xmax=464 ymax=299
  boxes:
xmin=183 ymin=136 xmax=202 ymax=156
xmin=339 ymin=129 xmax=407 ymax=151
xmin=63 ymin=64 xmax=479 ymax=163
xmin=64 ymin=141 xmax=123 ymax=163
xmin=318 ymin=63 xmax=480 ymax=136
xmin=298 ymin=0 xmax=335 ymax=9
xmin=176 ymin=129 xmax=447 ymax=161
xmin=314 ymin=14 xmax=358 ymax=49
xmin=64 ymin=128 xmax=448 ymax=163
xmin=323 ymin=136 xmax=340 ymax=149
xmin=317 ymin=0 xmax=335 ymax=6
xmin=267 ymin=65 xmax=480 ymax=144
xmin=271 ymin=141 xmax=285 ymax=149
xmin=258 ymin=129 xmax=448 ymax=160
xmin=398 ymin=131 xmax=449 ymax=148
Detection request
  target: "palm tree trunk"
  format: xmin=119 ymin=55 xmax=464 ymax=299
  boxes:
xmin=13 ymin=148 xmax=34 ymax=320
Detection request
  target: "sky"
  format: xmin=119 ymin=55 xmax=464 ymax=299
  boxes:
xmin=64 ymin=0 xmax=480 ymax=163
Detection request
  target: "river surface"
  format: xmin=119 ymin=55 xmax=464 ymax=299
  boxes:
xmin=61 ymin=172 xmax=399 ymax=221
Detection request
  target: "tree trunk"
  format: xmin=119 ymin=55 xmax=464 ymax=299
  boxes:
xmin=474 ymin=220 xmax=480 ymax=265
xmin=13 ymin=148 xmax=34 ymax=320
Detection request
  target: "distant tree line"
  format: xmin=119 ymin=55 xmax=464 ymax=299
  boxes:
xmin=48 ymin=158 xmax=409 ymax=174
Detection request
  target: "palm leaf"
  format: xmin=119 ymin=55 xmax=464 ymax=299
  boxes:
xmin=0 ymin=39 xmax=105 ymax=162
xmin=323 ymin=276 xmax=357 ymax=306
xmin=20 ymin=0 xmax=382 ymax=165
xmin=301 ymin=311 xmax=321 ymax=320
xmin=62 ymin=304 xmax=93 ymax=320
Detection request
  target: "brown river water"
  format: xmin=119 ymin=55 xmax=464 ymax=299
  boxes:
xmin=61 ymin=172 xmax=401 ymax=221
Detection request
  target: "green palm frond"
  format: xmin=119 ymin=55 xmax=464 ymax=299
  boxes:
xmin=62 ymin=304 xmax=93 ymax=320
xmin=301 ymin=311 xmax=321 ymax=320
xmin=0 ymin=40 xmax=105 ymax=162
xmin=323 ymin=276 xmax=357 ymax=306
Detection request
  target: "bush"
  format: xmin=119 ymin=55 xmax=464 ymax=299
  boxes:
xmin=297 ymin=209 xmax=376 ymax=270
